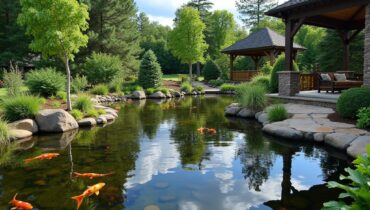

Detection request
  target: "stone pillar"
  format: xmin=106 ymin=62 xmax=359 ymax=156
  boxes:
xmin=278 ymin=71 xmax=300 ymax=96
xmin=364 ymin=4 xmax=370 ymax=87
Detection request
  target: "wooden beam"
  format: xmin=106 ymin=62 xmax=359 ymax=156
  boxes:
xmin=229 ymin=54 xmax=236 ymax=80
xmin=291 ymin=18 xmax=305 ymax=37
xmin=285 ymin=19 xmax=294 ymax=71
xmin=304 ymin=16 xmax=365 ymax=30
xmin=349 ymin=5 xmax=366 ymax=22
xmin=349 ymin=28 xmax=363 ymax=42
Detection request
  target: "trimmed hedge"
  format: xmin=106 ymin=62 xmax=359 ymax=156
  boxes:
xmin=138 ymin=50 xmax=162 ymax=89
xmin=25 ymin=68 xmax=66 ymax=97
xmin=270 ymin=54 xmax=299 ymax=93
xmin=203 ymin=60 xmax=221 ymax=81
xmin=337 ymin=87 xmax=370 ymax=118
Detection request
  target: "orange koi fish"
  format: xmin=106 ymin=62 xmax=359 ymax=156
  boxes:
xmin=73 ymin=172 xmax=114 ymax=179
xmin=207 ymin=128 xmax=217 ymax=134
xmin=71 ymin=183 xmax=106 ymax=210
xmin=24 ymin=153 xmax=60 ymax=164
xmin=197 ymin=127 xmax=206 ymax=134
xmin=9 ymin=193 xmax=33 ymax=210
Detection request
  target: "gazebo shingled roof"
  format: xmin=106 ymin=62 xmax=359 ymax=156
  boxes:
xmin=222 ymin=27 xmax=305 ymax=56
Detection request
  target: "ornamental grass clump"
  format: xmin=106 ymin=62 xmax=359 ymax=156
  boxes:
xmin=91 ymin=84 xmax=109 ymax=96
xmin=181 ymin=82 xmax=193 ymax=93
xmin=70 ymin=109 xmax=83 ymax=121
xmin=268 ymin=104 xmax=288 ymax=122
xmin=0 ymin=118 xmax=10 ymax=145
xmin=3 ymin=63 xmax=23 ymax=97
xmin=220 ymin=84 xmax=237 ymax=92
xmin=236 ymin=84 xmax=267 ymax=111
xmin=2 ymin=95 xmax=42 ymax=121
xmin=250 ymin=74 xmax=270 ymax=92
xmin=73 ymin=95 xmax=93 ymax=113
xmin=25 ymin=68 xmax=66 ymax=97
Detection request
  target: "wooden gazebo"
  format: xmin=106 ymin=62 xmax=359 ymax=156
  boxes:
xmin=222 ymin=27 xmax=305 ymax=81
xmin=266 ymin=0 xmax=370 ymax=95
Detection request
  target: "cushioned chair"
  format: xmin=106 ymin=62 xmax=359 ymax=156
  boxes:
xmin=317 ymin=72 xmax=363 ymax=93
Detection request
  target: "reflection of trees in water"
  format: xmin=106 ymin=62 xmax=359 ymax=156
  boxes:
xmin=139 ymin=101 xmax=163 ymax=139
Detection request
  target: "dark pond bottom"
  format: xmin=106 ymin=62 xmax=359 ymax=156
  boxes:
xmin=0 ymin=96 xmax=350 ymax=210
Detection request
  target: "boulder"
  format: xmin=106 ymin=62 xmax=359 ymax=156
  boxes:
xmin=225 ymin=103 xmax=241 ymax=116
xmin=100 ymin=114 xmax=115 ymax=121
xmin=237 ymin=108 xmax=256 ymax=118
xmin=313 ymin=133 xmax=326 ymax=143
xmin=9 ymin=129 xmax=33 ymax=141
xmin=324 ymin=133 xmax=357 ymax=150
xmin=262 ymin=124 xmax=303 ymax=140
xmin=35 ymin=109 xmax=78 ymax=133
xmin=105 ymin=109 xmax=118 ymax=118
xmin=257 ymin=113 xmax=269 ymax=125
xmin=131 ymin=91 xmax=146 ymax=100
xmin=346 ymin=136 xmax=370 ymax=158
xmin=9 ymin=119 xmax=38 ymax=134
xmin=96 ymin=116 xmax=107 ymax=124
xmin=173 ymin=91 xmax=182 ymax=97
xmin=78 ymin=118 xmax=97 ymax=127
xmin=149 ymin=91 xmax=166 ymax=99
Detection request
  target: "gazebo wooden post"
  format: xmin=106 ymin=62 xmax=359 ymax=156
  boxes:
xmin=285 ymin=19 xmax=294 ymax=71
xmin=229 ymin=54 xmax=236 ymax=80
xmin=364 ymin=4 xmax=370 ymax=87
xmin=251 ymin=56 xmax=261 ymax=71
xmin=339 ymin=30 xmax=350 ymax=71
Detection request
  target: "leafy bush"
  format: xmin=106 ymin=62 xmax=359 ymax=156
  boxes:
xmin=270 ymin=54 xmax=299 ymax=93
xmin=0 ymin=118 xmax=9 ymax=145
xmin=73 ymin=95 xmax=93 ymax=113
xmin=91 ymin=84 xmax=109 ymax=96
xmin=208 ymin=79 xmax=226 ymax=87
xmin=157 ymin=87 xmax=170 ymax=95
xmin=122 ymin=82 xmax=143 ymax=94
xmin=356 ymin=107 xmax=370 ymax=129
xmin=181 ymin=82 xmax=193 ymax=93
xmin=268 ymin=104 xmax=288 ymax=122
xmin=138 ymin=50 xmax=162 ymax=89
xmin=86 ymin=109 xmax=99 ymax=118
xmin=84 ymin=52 xmax=122 ymax=85
xmin=220 ymin=83 xmax=237 ymax=92
xmin=250 ymin=74 xmax=270 ymax=92
xmin=260 ymin=62 xmax=272 ymax=75
xmin=71 ymin=75 xmax=88 ymax=93
xmin=3 ymin=64 xmax=23 ymax=97
xmin=337 ymin=88 xmax=370 ymax=118
xmin=323 ymin=145 xmax=370 ymax=210
xmin=2 ymin=95 xmax=42 ymax=121
xmin=179 ymin=74 xmax=190 ymax=83
xmin=25 ymin=68 xmax=66 ymax=97
xmin=236 ymin=84 xmax=267 ymax=110
xmin=146 ymin=88 xmax=156 ymax=95
xmin=56 ymin=91 xmax=67 ymax=102
xmin=203 ymin=60 xmax=221 ymax=81
xmin=109 ymin=77 xmax=123 ymax=93
xmin=70 ymin=109 xmax=83 ymax=121
xmin=194 ymin=86 xmax=204 ymax=93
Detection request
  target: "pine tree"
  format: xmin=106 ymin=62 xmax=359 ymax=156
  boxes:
xmin=186 ymin=0 xmax=213 ymax=19
xmin=138 ymin=50 xmax=162 ymax=89
xmin=81 ymin=0 xmax=141 ymax=76
xmin=236 ymin=0 xmax=277 ymax=28
xmin=0 ymin=0 xmax=31 ymax=66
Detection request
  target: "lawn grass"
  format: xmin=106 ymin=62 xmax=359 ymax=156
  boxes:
xmin=163 ymin=74 xmax=204 ymax=82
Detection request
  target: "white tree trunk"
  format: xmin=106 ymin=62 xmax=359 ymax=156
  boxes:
xmin=64 ymin=56 xmax=72 ymax=111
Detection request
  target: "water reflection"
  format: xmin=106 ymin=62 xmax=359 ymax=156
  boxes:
xmin=0 ymin=96 xmax=349 ymax=210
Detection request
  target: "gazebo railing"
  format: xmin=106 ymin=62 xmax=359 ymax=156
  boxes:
xmin=230 ymin=70 xmax=259 ymax=81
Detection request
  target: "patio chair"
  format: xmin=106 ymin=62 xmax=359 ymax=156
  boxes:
xmin=317 ymin=72 xmax=363 ymax=93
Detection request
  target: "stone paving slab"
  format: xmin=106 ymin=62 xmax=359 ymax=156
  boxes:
xmin=347 ymin=136 xmax=370 ymax=158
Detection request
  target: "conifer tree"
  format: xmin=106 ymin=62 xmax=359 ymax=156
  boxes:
xmin=236 ymin=0 xmax=277 ymax=28
xmin=138 ymin=50 xmax=162 ymax=89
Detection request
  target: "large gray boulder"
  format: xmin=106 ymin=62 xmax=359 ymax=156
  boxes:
xmin=131 ymin=91 xmax=146 ymax=100
xmin=237 ymin=108 xmax=256 ymax=118
xmin=149 ymin=91 xmax=166 ymax=99
xmin=225 ymin=103 xmax=241 ymax=116
xmin=346 ymin=136 xmax=370 ymax=158
xmin=78 ymin=118 xmax=97 ymax=127
xmin=324 ymin=133 xmax=357 ymax=150
xmin=9 ymin=119 xmax=38 ymax=134
xmin=9 ymin=129 xmax=33 ymax=141
xmin=35 ymin=109 xmax=78 ymax=133
xmin=262 ymin=124 xmax=303 ymax=140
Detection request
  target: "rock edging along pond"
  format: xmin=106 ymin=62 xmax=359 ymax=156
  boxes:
xmin=225 ymin=103 xmax=370 ymax=159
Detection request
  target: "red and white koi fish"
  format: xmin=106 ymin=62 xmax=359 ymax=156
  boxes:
xmin=207 ymin=128 xmax=217 ymax=134
xmin=73 ymin=172 xmax=114 ymax=179
xmin=9 ymin=193 xmax=33 ymax=210
xmin=24 ymin=153 xmax=60 ymax=164
xmin=197 ymin=127 xmax=206 ymax=134
xmin=71 ymin=183 xmax=106 ymax=210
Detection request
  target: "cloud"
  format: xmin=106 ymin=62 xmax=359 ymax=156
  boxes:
xmin=147 ymin=15 xmax=174 ymax=27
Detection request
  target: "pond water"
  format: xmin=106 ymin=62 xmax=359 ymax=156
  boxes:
xmin=0 ymin=96 xmax=350 ymax=210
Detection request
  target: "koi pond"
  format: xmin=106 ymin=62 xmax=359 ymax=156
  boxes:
xmin=0 ymin=96 xmax=350 ymax=210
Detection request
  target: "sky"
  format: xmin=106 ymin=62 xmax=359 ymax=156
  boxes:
xmin=135 ymin=0 xmax=288 ymax=27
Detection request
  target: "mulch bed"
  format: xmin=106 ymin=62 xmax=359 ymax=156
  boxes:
xmin=328 ymin=112 xmax=370 ymax=132
xmin=42 ymin=99 xmax=67 ymax=110
xmin=163 ymin=80 xmax=180 ymax=91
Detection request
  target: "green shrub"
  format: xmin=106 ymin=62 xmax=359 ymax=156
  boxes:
xmin=0 ymin=118 xmax=9 ymax=145
xmin=3 ymin=64 xmax=23 ymax=97
xmin=71 ymin=75 xmax=88 ymax=93
xmin=236 ymin=84 xmax=267 ymax=110
xmin=270 ymin=54 xmax=299 ymax=93
xmin=323 ymin=145 xmax=370 ymax=210
xmin=51 ymin=101 xmax=61 ymax=108
xmin=109 ymin=77 xmax=123 ymax=93
xmin=146 ymin=88 xmax=156 ymax=95
xmin=181 ymin=82 xmax=193 ymax=93
xmin=356 ymin=107 xmax=370 ymax=129
xmin=73 ymin=95 xmax=93 ymax=113
xmin=337 ymin=87 xmax=370 ymax=118
xmin=56 ymin=91 xmax=67 ymax=102
xmin=91 ymin=84 xmax=109 ymax=96
xmin=260 ymin=62 xmax=272 ymax=75
xmin=220 ymin=84 xmax=237 ymax=92
xmin=268 ymin=104 xmax=288 ymax=122
xmin=2 ymin=95 xmax=42 ymax=121
xmin=208 ymin=79 xmax=226 ymax=87
xmin=84 ymin=52 xmax=122 ymax=85
xmin=179 ymin=74 xmax=190 ymax=83
xmin=86 ymin=109 xmax=99 ymax=118
xmin=25 ymin=68 xmax=66 ymax=97
xmin=157 ymin=87 xmax=170 ymax=95
xmin=138 ymin=50 xmax=162 ymax=89
xmin=194 ymin=86 xmax=204 ymax=93
xmin=70 ymin=109 xmax=83 ymax=121
xmin=122 ymin=82 xmax=143 ymax=94
xmin=203 ymin=60 xmax=221 ymax=81
xmin=250 ymin=74 xmax=270 ymax=92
